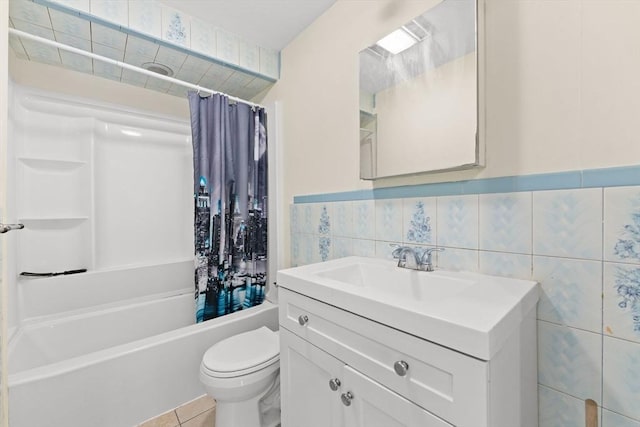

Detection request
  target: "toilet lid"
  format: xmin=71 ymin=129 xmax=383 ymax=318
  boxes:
xmin=202 ymin=327 xmax=279 ymax=374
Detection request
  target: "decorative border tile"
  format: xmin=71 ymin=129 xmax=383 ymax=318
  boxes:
xmin=293 ymin=165 xmax=640 ymax=204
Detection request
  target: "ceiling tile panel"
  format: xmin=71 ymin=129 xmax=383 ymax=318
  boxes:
xmin=91 ymin=22 xmax=127 ymax=50
xmin=10 ymin=0 xmax=52 ymax=29
xmin=49 ymin=8 xmax=91 ymax=40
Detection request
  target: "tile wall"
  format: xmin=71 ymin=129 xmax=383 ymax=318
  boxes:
xmin=290 ymin=185 xmax=640 ymax=427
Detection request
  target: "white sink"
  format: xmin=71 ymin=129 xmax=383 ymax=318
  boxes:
xmin=315 ymin=261 xmax=475 ymax=302
xmin=277 ymin=256 xmax=539 ymax=360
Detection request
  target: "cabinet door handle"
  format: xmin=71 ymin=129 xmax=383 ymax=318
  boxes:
xmin=329 ymin=378 xmax=341 ymax=391
xmin=341 ymin=391 xmax=354 ymax=406
xmin=298 ymin=315 xmax=309 ymax=326
xmin=394 ymin=360 xmax=409 ymax=376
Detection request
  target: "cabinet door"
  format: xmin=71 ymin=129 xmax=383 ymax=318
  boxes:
xmin=342 ymin=366 xmax=453 ymax=427
xmin=280 ymin=328 xmax=344 ymax=427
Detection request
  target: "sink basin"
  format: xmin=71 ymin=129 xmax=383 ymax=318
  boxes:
xmin=315 ymin=262 xmax=475 ymax=302
xmin=277 ymin=256 xmax=538 ymax=360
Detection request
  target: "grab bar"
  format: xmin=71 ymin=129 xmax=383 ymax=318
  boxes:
xmin=20 ymin=269 xmax=87 ymax=278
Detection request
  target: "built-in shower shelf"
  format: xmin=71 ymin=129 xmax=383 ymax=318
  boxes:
xmin=18 ymin=157 xmax=87 ymax=171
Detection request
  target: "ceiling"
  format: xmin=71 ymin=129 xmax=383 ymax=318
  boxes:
xmin=157 ymin=0 xmax=337 ymax=51
xmin=9 ymin=0 xmax=336 ymax=100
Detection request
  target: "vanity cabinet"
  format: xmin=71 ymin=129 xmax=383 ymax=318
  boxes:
xmin=278 ymin=287 xmax=537 ymax=427
xmin=281 ymin=328 xmax=452 ymax=427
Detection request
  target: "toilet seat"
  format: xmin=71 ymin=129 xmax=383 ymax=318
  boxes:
xmin=202 ymin=327 xmax=279 ymax=378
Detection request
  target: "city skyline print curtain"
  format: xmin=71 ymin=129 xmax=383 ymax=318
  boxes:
xmin=188 ymin=92 xmax=268 ymax=323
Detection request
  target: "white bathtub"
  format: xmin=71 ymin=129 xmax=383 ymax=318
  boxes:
xmin=7 ymin=262 xmax=279 ymax=427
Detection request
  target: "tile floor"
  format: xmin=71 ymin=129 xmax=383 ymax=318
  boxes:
xmin=138 ymin=395 xmax=216 ymax=427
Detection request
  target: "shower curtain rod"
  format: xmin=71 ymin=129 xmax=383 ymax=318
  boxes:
xmin=8 ymin=28 xmax=267 ymax=110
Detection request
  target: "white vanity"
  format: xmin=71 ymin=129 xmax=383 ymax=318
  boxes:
xmin=276 ymin=256 xmax=539 ymax=427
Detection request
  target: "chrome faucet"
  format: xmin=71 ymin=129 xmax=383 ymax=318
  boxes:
xmin=391 ymin=245 xmax=445 ymax=272
xmin=419 ymin=247 xmax=445 ymax=272
xmin=392 ymin=246 xmax=420 ymax=269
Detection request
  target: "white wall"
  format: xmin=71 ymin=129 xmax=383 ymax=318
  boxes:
xmin=9 ymin=57 xmax=190 ymax=120
xmin=262 ymin=0 xmax=640 ymax=265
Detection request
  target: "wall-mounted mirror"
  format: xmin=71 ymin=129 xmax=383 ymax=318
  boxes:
xmin=359 ymin=0 xmax=482 ymax=179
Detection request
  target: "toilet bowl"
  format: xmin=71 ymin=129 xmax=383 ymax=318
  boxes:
xmin=200 ymin=326 xmax=280 ymax=427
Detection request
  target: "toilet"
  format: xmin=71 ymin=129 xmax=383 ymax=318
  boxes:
xmin=200 ymin=326 xmax=281 ymax=427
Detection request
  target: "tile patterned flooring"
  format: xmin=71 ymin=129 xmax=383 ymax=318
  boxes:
xmin=138 ymin=395 xmax=216 ymax=427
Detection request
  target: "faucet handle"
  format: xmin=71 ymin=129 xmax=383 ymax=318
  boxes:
xmin=390 ymin=244 xmax=405 ymax=259
xmin=419 ymin=247 xmax=445 ymax=270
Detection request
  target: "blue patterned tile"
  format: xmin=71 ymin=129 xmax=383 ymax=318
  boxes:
xmin=217 ymin=29 xmax=240 ymax=65
xmin=299 ymin=203 xmax=317 ymax=235
xmin=436 ymin=247 xmax=478 ymax=272
xmin=533 ymin=188 xmax=603 ymax=260
xmin=128 ymin=0 xmax=162 ymax=39
xmin=161 ymin=6 xmax=190 ymax=47
xmin=535 ymin=256 xmax=603 ymax=333
xmin=603 ymin=336 xmax=640 ymax=421
xmin=602 ymin=409 xmax=640 ymax=427
xmin=479 ymin=192 xmax=532 ymax=254
xmin=604 ymin=262 xmax=640 ymax=343
xmin=538 ymin=321 xmax=602 ymax=402
xmin=290 ymin=204 xmax=300 ymax=234
xmin=90 ymin=0 xmax=128 ymax=26
xmin=290 ymin=233 xmax=301 ymax=267
xmin=436 ymin=195 xmax=479 ymax=249
xmin=331 ymin=201 xmax=353 ymax=238
xmin=479 ymin=251 xmax=531 ymax=279
xmin=538 ymin=385 xmax=585 ymax=427
xmin=332 ymin=237 xmax=353 ymax=260
xmin=375 ymin=199 xmax=402 ymax=242
xmin=403 ymin=197 xmax=436 ymax=245
xmin=191 ymin=18 xmax=217 ymax=58
xmin=375 ymin=240 xmax=403 ymax=261
xmin=605 ymin=186 xmax=640 ymax=264
xmin=317 ymin=205 xmax=331 ymax=236
xmin=318 ymin=236 xmax=331 ymax=262
xmin=299 ymin=233 xmax=320 ymax=266
xmin=352 ymin=200 xmax=375 ymax=240
xmin=352 ymin=239 xmax=375 ymax=258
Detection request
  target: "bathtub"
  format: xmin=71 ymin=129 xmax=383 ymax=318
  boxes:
xmin=7 ymin=261 xmax=279 ymax=427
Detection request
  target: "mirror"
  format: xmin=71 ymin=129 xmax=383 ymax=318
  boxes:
xmin=359 ymin=0 xmax=481 ymax=179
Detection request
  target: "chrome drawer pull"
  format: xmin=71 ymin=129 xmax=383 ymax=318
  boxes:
xmin=329 ymin=378 xmax=341 ymax=391
xmin=341 ymin=391 xmax=354 ymax=406
xmin=394 ymin=360 xmax=409 ymax=376
xmin=298 ymin=315 xmax=309 ymax=326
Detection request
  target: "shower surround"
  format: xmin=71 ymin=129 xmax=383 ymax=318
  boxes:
xmin=4 ymin=82 xmax=279 ymax=426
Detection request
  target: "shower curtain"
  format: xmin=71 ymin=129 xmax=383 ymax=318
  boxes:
xmin=188 ymin=92 xmax=268 ymax=322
